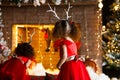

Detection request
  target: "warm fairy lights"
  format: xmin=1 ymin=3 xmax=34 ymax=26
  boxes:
xmin=93 ymin=0 xmax=103 ymax=73
xmin=12 ymin=24 xmax=54 ymax=48
xmin=84 ymin=8 xmax=89 ymax=57
xmin=98 ymin=0 xmax=103 ymax=10
xmin=12 ymin=24 xmax=59 ymax=75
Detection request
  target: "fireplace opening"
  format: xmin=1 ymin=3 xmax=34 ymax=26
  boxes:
xmin=12 ymin=24 xmax=60 ymax=75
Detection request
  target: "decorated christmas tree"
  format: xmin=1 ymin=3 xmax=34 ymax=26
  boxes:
xmin=102 ymin=0 xmax=120 ymax=78
xmin=0 ymin=4 xmax=11 ymax=64
xmin=0 ymin=29 xmax=11 ymax=64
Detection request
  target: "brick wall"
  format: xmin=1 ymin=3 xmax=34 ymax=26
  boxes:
xmin=1 ymin=1 xmax=103 ymax=72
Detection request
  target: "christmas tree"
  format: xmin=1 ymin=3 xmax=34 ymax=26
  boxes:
xmin=0 ymin=29 xmax=11 ymax=63
xmin=0 ymin=4 xmax=11 ymax=64
xmin=102 ymin=0 xmax=120 ymax=78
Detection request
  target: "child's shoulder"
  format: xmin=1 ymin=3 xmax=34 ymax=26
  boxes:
xmin=53 ymin=39 xmax=64 ymax=47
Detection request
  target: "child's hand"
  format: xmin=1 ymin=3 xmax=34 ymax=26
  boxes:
xmin=74 ymin=55 xmax=85 ymax=62
xmin=74 ymin=55 xmax=79 ymax=61
xmin=57 ymin=64 xmax=61 ymax=70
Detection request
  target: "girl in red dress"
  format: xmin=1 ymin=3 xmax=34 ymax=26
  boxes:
xmin=0 ymin=43 xmax=35 ymax=80
xmin=53 ymin=20 xmax=91 ymax=80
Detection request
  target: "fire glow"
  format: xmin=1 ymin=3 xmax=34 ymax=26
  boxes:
xmin=27 ymin=62 xmax=59 ymax=76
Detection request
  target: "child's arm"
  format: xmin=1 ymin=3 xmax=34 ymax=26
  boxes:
xmin=57 ymin=44 xmax=67 ymax=69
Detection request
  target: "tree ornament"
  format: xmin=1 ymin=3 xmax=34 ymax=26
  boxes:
xmin=24 ymin=0 xmax=29 ymax=3
xmin=17 ymin=2 xmax=21 ymax=7
xmin=55 ymin=0 xmax=62 ymax=5
xmin=40 ymin=0 xmax=46 ymax=4
xmin=0 ymin=31 xmax=3 ymax=38
xmin=33 ymin=0 xmax=40 ymax=7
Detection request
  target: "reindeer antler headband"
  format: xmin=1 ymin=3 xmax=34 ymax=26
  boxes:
xmin=28 ymin=29 xmax=35 ymax=44
xmin=47 ymin=3 xmax=72 ymax=20
xmin=19 ymin=29 xmax=35 ymax=44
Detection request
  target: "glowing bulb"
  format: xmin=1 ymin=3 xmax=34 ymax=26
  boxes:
xmin=102 ymin=25 xmax=106 ymax=31
xmin=114 ymin=5 xmax=119 ymax=11
xmin=98 ymin=0 xmax=102 ymax=2
xmin=98 ymin=2 xmax=103 ymax=9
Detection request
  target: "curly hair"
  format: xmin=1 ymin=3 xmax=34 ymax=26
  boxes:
xmin=52 ymin=20 xmax=81 ymax=41
xmin=14 ymin=43 xmax=35 ymax=59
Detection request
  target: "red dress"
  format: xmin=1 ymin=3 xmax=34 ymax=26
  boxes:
xmin=54 ymin=39 xmax=91 ymax=80
xmin=0 ymin=56 xmax=31 ymax=80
